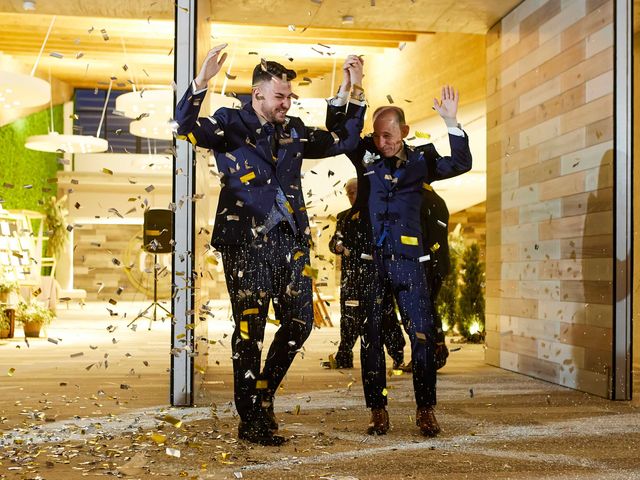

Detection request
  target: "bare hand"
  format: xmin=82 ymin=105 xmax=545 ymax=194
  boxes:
xmin=194 ymin=44 xmax=228 ymax=89
xmin=348 ymin=55 xmax=364 ymax=87
xmin=338 ymin=55 xmax=362 ymax=95
xmin=433 ymin=85 xmax=459 ymax=125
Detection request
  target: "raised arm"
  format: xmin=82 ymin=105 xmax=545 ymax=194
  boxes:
xmin=305 ymin=55 xmax=366 ymax=159
xmin=175 ymin=44 xmax=229 ymax=149
xmin=428 ymin=85 xmax=472 ymax=180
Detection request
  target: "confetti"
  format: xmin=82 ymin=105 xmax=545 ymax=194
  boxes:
xmin=100 ymin=28 xmax=109 ymax=41
xmin=102 ymin=168 xmax=114 ymax=175
xmin=49 ymin=51 xmax=64 ymax=59
xmin=151 ymin=433 xmax=167 ymax=444
xmin=415 ymin=131 xmax=431 ymax=139
xmin=165 ymin=447 xmax=181 ymax=458
xmin=386 ymin=94 xmax=394 ymax=104
xmin=7 ymin=368 xmax=15 ymax=376
xmin=160 ymin=414 xmax=183 ymax=428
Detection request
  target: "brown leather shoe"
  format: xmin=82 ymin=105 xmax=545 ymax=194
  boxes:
xmin=416 ymin=406 xmax=440 ymax=437
xmin=367 ymin=407 xmax=389 ymax=435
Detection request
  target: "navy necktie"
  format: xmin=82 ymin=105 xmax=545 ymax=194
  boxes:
xmin=263 ymin=122 xmax=278 ymax=159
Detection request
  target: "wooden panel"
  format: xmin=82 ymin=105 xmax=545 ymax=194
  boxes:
xmin=486 ymin=0 xmax=613 ymax=398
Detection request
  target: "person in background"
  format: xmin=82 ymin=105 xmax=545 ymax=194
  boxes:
xmin=326 ymin=178 xmax=405 ymax=371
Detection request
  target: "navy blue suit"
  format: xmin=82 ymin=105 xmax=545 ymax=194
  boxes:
xmin=329 ymin=208 xmax=405 ymax=369
xmin=328 ymin=104 xmax=471 ymax=409
xmin=176 ymin=87 xmax=365 ymax=422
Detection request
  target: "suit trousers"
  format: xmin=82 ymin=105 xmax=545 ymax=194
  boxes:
xmin=361 ymin=249 xmax=437 ymax=409
xmin=336 ymin=260 xmax=405 ymax=368
xmin=219 ymin=222 xmax=313 ymax=422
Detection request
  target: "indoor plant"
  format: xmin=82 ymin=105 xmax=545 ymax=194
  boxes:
xmin=0 ymin=277 xmax=19 ymax=304
xmin=0 ymin=309 xmax=11 ymax=338
xmin=16 ymin=299 xmax=54 ymax=338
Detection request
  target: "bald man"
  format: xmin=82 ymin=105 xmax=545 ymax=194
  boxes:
xmin=326 ymin=86 xmax=471 ymax=437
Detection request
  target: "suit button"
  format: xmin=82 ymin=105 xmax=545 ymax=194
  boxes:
xmin=387 ymin=192 xmax=393 ymax=198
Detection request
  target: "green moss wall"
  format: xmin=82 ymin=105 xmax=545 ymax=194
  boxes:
xmin=0 ymin=106 xmax=63 ymax=213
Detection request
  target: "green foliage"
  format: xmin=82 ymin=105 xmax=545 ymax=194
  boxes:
xmin=436 ymin=224 xmax=465 ymax=333
xmin=43 ymin=195 xmax=68 ymax=260
xmin=0 ymin=309 xmax=9 ymax=330
xmin=0 ymin=106 xmax=63 ymax=213
xmin=458 ymin=242 xmax=485 ymax=341
xmin=15 ymin=299 xmax=54 ymax=326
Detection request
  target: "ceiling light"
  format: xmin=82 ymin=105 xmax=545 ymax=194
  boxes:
xmin=0 ymin=71 xmax=50 ymax=109
xmin=25 ymin=133 xmax=108 ymax=153
xmin=115 ymin=89 xmax=173 ymax=119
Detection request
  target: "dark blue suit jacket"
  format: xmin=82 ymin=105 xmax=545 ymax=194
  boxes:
xmin=327 ymin=105 xmax=471 ymax=259
xmin=175 ymin=88 xmax=366 ymax=247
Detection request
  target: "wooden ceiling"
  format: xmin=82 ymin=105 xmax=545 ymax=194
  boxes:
xmin=0 ymin=0 xmax=521 ymax=92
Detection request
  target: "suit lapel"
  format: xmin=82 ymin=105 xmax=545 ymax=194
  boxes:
xmin=238 ymin=103 xmax=276 ymax=168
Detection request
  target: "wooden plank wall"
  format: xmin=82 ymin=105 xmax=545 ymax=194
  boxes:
xmin=485 ymin=0 xmax=614 ymax=397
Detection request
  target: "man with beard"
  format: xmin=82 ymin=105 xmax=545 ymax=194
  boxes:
xmin=176 ymin=45 xmax=366 ymax=445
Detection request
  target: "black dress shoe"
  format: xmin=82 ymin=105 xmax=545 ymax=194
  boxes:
xmin=238 ymin=419 xmax=286 ymax=446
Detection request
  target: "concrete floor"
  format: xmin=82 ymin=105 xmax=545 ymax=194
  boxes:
xmin=1 ymin=302 xmax=639 ymax=479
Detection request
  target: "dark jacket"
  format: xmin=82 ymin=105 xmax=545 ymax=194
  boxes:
xmin=343 ymin=133 xmax=471 ymax=259
xmin=176 ymin=89 xmax=366 ymax=247
xmin=420 ymin=185 xmax=450 ymax=280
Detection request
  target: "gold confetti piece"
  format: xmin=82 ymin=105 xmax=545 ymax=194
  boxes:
xmin=386 ymin=94 xmax=394 ymax=104
xmin=102 ymin=168 xmax=114 ymax=175
xmin=242 ymin=308 xmax=259 ymax=315
xmin=195 ymin=365 xmax=205 ymax=374
xmin=239 ymin=321 xmax=249 ymax=340
xmin=294 ymin=404 xmax=301 ymax=415
xmin=391 ymin=369 xmax=404 ymax=376
xmin=145 ymin=184 xmax=155 ymax=193
xmin=160 ymin=414 xmax=183 ymax=428
xmin=225 ymin=72 xmax=237 ymax=80
xmin=70 ymin=352 xmax=84 ymax=358
xmin=267 ymin=318 xmax=280 ymax=326
xmin=422 ymin=182 xmax=433 ymax=191
xmin=256 ymin=379 xmax=268 ymax=389
xmin=7 ymin=368 xmax=15 ymax=376
xmin=32 ymin=287 xmax=42 ymax=297
xmin=101 ymin=28 xmax=109 ymax=41
xmin=284 ymin=201 xmax=294 ymax=213
xmin=302 ymin=264 xmax=318 ymax=279
xmin=239 ymin=171 xmax=255 ymax=183
xmin=49 ymin=52 xmax=64 ymax=59
xmin=415 ymin=131 xmax=431 ymax=139
xmin=416 ymin=332 xmax=427 ymax=342
xmin=47 ymin=337 xmax=59 ymax=344
xmin=430 ymin=242 xmax=440 ymax=252
xmin=293 ymin=251 xmax=304 ymax=261
xmin=165 ymin=447 xmax=181 ymax=458
xmin=151 ymin=433 xmax=167 ymax=444
xmin=400 ymin=235 xmax=419 ymax=246
xmin=382 ymin=388 xmax=388 ymax=396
